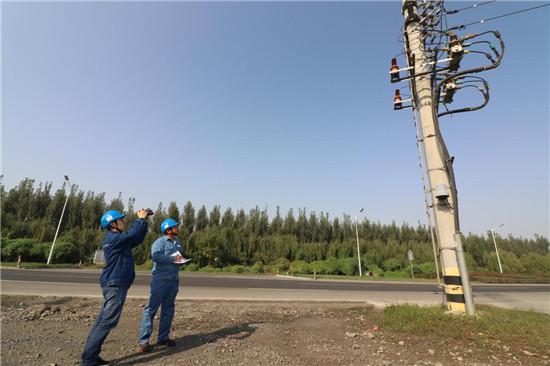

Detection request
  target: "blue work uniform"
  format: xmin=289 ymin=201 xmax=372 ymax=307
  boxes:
xmin=80 ymin=218 xmax=148 ymax=366
xmin=139 ymin=235 xmax=182 ymax=345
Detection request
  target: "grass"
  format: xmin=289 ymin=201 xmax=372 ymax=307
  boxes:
xmin=0 ymin=262 xmax=103 ymax=269
xmin=378 ymin=303 xmax=550 ymax=356
xmin=292 ymin=273 xmax=438 ymax=282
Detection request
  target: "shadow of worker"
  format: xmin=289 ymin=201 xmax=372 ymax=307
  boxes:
xmin=114 ymin=322 xmax=259 ymax=365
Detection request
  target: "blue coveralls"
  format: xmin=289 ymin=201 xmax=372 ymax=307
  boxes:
xmin=80 ymin=218 xmax=148 ymax=366
xmin=138 ymin=235 xmax=182 ymax=344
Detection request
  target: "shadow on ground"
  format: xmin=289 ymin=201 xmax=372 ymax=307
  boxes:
xmin=113 ymin=322 xmax=259 ymax=365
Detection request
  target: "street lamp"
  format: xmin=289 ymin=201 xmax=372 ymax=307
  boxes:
xmin=47 ymin=175 xmax=71 ymax=265
xmin=490 ymin=223 xmax=504 ymax=273
xmin=355 ymin=208 xmax=364 ymax=276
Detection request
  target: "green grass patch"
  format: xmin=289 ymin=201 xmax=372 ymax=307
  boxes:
xmin=1 ymin=262 xmax=82 ymax=269
xmin=378 ymin=304 xmax=550 ymax=355
xmin=293 ymin=273 xmax=437 ymax=282
xmin=469 ymin=272 xmax=550 ymax=284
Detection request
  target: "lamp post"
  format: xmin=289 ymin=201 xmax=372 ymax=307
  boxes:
xmin=47 ymin=175 xmax=71 ymax=265
xmin=490 ymin=223 xmax=504 ymax=273
xmin=355 ymin=208 xmax=364 ymax=276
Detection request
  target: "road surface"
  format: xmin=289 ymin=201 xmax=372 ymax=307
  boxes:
xmin=1 ymin=268 xmax=548 ymax=313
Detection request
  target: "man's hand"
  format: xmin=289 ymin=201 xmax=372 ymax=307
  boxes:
xmin=175 ymin=255 xmax=183 ymax=262
xmin=137 ymin=208 xmax=148 ymax=219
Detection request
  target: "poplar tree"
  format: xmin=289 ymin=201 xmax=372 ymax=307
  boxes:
xmin=195 ymin=205 xmax=209 ymax=231
xmin=182 ymin=201 xmax=196 ymax=234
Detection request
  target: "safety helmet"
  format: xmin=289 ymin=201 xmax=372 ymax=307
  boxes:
xmin=161 ymin=218 xmax=179 ymax=233
xmin=101 ymin=210 xmax=126 ymax=228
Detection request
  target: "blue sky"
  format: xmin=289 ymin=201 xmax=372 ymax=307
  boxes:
xmin=2 ymin=1 xmax=548 ymax=239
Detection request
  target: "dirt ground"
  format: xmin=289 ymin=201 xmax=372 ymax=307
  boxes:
xmin=1 ymin=295 xmax=548 ymax=366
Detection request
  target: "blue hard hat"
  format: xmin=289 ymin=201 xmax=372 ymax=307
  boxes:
xmin=101 ymin=210 xmax=126 ymax=228
xmin=161 ymin=218 xmax=179 ymax=233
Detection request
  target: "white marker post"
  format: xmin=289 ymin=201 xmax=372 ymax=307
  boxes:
xmin=407 ymin=250 xmax=414 ymax=278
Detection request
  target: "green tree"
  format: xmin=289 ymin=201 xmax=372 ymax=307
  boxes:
xmin=182 ymin=201 xmax=196 ymax=234
xmin=270 ymin=206 xmax=283 ymax=235
xmin=107 ymin=192 xmax=125 ymax=212
xmin=234 ymin=208 xmax=246 ymax=230
xmin=196 ymin=205 xmax=209 ymax=231
xmin=221 ymin=207 xmax=234 ymax=228
xmin=209 ymin=205 xmax=221 ymax=227
xmin=151 ymin=202 xmax=168 ymax=235
xmin=167 ymin=201 xmax=180 ymax=223
xmin=282 ymin=208 xmax=296 ymax=236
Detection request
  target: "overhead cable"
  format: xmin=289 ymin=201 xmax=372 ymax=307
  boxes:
xmin=449 ymin=3 xmax=550 ymax=30
xmin=445 ymin=0 xmax=498 ymax=15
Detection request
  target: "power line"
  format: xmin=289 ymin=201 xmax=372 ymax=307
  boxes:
xmin=450 ymin=3 xmax=550 ymax=30
xmin=445 ymin=0 xmax=498 ymax=15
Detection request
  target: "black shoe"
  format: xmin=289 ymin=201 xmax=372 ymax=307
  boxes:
xmin=157 ymin=339 xmax=176 ymax=347
xmin=97 ymin=357 xmax=110 ymax=366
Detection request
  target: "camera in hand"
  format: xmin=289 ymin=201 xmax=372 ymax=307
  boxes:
xmin=145 ymin=208 xmax=154 ymax=216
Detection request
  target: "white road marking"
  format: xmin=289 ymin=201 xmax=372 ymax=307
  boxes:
xmin=0 ymin=279 xmax=97 ymax=286
xmin=248 ymin=288 xmax=329 ymax=292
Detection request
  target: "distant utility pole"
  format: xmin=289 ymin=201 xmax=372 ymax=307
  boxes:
xmin=47 ymin=175 xmax=71 ymax=265
xmin=399 ymin=1 xmax=474 ymax=315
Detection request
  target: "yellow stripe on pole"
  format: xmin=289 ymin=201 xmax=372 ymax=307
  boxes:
xmin=448 ymin=302 xmax=466 ymax=312
xmin=445 ymin=267 xmax=460 ymax=276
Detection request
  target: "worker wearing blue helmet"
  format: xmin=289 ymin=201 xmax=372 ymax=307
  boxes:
xmin=80 ymin=208 xmax=150 ymax=366
xmin=138 ymin=218 xmax=188 ymax=352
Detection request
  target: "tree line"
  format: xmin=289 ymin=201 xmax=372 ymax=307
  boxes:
xmin=1 ymin=178 xmax=549 ymax=275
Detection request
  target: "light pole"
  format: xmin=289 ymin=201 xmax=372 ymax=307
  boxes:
xmin=47 ymin=175 xmax=71 ymax=265
xmin=490 ymin=223 xmax=504 ymax=273
xmin=355 ymin=208 xmax=364 ymax=276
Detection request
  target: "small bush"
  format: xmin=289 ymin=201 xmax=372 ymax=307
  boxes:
xmin=365 ymin=264 xmax=384 ymax=276
xmin=1 ymin=238 xmax=47 ymax=262
xmin=51 ymin=239 xmax=80 ymax=264
xmin=228 ymin=265 xmax=248 ymax=274
xmin=325 ymin=257 xmax=341 ymax=274
xmin=340 ymin=257 xmax=359 ymax=276
xmin=263 ymin=264 xmax=277 ymax=274
xmin=310 ymin=260 xmax=331 ymax=275
xmin=198 ymin=265 xmax=217 ymax=273
xmin=251 ymin=261 xmax=264 ymax=274
xmin=274 ymin=257 xmax=291 ymax=271
xmin=289 ymin=261 xmax=311 ymax=275
xmin=385 ymin=270 xmax=411 ymax=278
xmin=382 ymin=258 xmax=402 ymax=272
xmin=185 ymin=263 xmax=199 ymax=272
xmin=419 ymin=262 xmax=436 ymax=274
xmin=137 ymin=259 xmax=154 ymax=271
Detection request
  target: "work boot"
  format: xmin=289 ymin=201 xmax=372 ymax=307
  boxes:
xmin=97 ymin=357 xmax=111 ymax=366
xmin=157 ymin=339 xmax=176 ymax=347
xmin=139 ymin=343 xmax=152 ymax=353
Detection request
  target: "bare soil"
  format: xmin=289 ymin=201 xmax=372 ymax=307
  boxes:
xmin=1 ymin=295 xmax=548 ymax=366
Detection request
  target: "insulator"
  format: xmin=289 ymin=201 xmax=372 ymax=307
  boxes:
xmin=394 ymin=89 xmax=402 ymax=107
xmin=391 ymin=58 xmax=400 ymax=81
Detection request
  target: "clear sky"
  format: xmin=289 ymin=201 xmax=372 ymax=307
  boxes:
xmin=2 ymin=1 xmax=548 ymax=239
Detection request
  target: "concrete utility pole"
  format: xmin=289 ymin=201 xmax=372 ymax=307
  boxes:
xmin=355 ymin=208 xmax=364 ymax=276
xmin=47 ymin=175 xmax=71 ymax=265
xmin=401 ymin=1 xmax=474 ymax=315
xmin=491 ymin=223 xmax=505 ymax=273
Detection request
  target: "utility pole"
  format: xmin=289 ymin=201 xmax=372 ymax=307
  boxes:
xmin=47 ymin=175 xmax=71 ymax=265
xmin=355 ymin=208 xmax=364 ymax=276
xmin=400 ymin=1 xmax=474 ymax=315
xmin=490 ymin=223 xmax=505 ymax=273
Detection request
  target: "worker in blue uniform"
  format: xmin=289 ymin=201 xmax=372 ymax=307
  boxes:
xmin=80 ymin=208 xmax=150 ymax=366
xmin=138 ymin=218 xmax=186 ymax=352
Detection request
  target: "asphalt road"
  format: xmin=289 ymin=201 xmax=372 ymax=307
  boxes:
xmin=2 ymin=268 xmax=549 ymax=313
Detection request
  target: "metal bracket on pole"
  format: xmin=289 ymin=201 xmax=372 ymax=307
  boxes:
xmin=454 ymin=233 xmax=475 ymax=315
